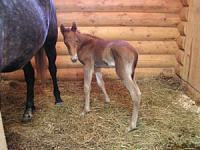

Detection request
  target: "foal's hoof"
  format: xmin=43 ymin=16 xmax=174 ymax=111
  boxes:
xmin=21 ymin=108 xmax=34 ymax=123
xmin=104 ymin=103 xmax=110 ymax=108
xmin=80 ymin=111 xmax=86 ymax=116
xmin=125 ymin=125 xmax=137 ymax=133
xmin=80 ymin=110 xmax=90 ymax=116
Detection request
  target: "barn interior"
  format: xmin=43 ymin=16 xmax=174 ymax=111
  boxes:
xmin=0 ymin=0 xmax=200 ymax=149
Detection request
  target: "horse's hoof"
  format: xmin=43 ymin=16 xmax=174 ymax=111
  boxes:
xmin=55 ymin=101 xmax=64 ymax=106
xmin=55 ymin=98 xmax=64 ymax=105
xmin=21 ymin=108 xmax=34 ymax=123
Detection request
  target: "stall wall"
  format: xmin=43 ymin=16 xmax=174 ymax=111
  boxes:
xmin=175 ymin=0 xmax=200 ymax=103
xmin=2 ymin=0 xmax=182 ymax=80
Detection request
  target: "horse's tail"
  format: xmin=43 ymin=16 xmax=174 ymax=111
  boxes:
xmin=131 ymin=50 xmax=138 ymax=80
xmin=35 ymin=47 xmax=47 ymax=81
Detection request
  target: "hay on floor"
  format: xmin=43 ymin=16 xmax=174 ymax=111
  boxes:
xmin=1 ymin=74 xmax=200 ymax=149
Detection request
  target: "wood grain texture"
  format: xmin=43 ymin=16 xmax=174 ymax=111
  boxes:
xmin=29 ymin=55 xmax=176 ymax=69
xmin=0 ymin=112 xmax=7 ymax=150
xmin=183 ymin=0 xmax=200 ymax=91
xmin=53 ymin=0 xmax=182 ymax=13
xmin=58 ymin=27 xmax=179 ymax=41
xmin=1 ymin=68 xmax=175 ymax=81
xmin=57 ymin=12 xmax=180 ymax=27
xmin=179 ymin=7 xmax=189 ymax=21
xmin=56 ymin=41 xmax=178 ymax=55
xmin=176 ymin=36 xmax=186 ymax=50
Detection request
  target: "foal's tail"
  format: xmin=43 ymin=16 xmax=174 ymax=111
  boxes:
xmin=131 ymin=51 xmax=138 ymax=80
xmin=35 ymin=47 xmax=47 ymax=81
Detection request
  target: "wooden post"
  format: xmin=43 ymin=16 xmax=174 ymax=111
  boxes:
xmin=183 ymin=0 xmax=200 ymax=90
xmin=0 ymin=112 xmax=7 ymax=150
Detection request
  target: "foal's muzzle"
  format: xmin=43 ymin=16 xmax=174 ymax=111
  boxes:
xmin=71 ymin=56 xmax=78 ymax=63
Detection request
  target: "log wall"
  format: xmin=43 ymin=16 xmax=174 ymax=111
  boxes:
xmin=2 ymin=0 xmax=182 ymax=80
xmin=174 ymin=0 xmax=189 ymax=78
xmin=176 ymin=0 xmax=200 ymax=103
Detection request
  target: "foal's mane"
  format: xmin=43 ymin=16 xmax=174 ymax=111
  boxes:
xmin=77 ymin=31 xmax=103 ymax=41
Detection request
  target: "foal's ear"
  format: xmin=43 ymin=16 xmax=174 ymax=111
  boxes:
xmin=71 ymin=22 xmax=77 ymax=32
xmin=60 ymin=24 xmax=65 ymax=35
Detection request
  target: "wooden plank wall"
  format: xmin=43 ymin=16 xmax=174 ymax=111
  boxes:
xmin=175 ymin=0 xmax=200 ymax=103
xmin=0 ymin=112 xmax=7 ymax=150
xmin=2 ymin=0 xmax=182 ymax=80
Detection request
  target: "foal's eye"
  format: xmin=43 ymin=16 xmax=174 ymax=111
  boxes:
xmin=76 ymin=39 xmax=78 ymax=43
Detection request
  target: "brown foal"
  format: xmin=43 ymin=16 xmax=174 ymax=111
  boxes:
xmin=60 ymin=23 xmax=141 ymax=132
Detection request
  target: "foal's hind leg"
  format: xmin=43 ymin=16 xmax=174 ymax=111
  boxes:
xmin=44 ymin=42 xmax=63 ymax=105
xmin=121 ymin=75 xmax=141 ymax=132
xmin=22 ymin=61 xmax=35 ymax=122
xmin=115 ymin=63 xmax=141 ymax=132
xmin=94 ymin=68 xmax=110 ymax=106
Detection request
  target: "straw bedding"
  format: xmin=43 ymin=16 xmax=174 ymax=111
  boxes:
xmin=1 ymin=74 xmax=200 ymax=149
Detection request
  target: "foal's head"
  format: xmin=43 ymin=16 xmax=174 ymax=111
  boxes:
xmin=60 ymin=22 xmax=78 ymax=63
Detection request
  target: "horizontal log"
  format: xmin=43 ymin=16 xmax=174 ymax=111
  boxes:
xmin=176 ymin=36 xmax=186 ymax=50
xmin=53 ymin=0 xmax=182 ymax=13
xmin=137 ymin=55 xmax=176 ymax=68
xmin=178 ymin=21 xmax=187 ymax=36
xmin=1 ymin=68 xmax=175 ymax=81
xmin=180 ymin=0 xmax=190 ymax=6
xmin=57 ymin=12 xmax=180 ymax=27
xmin=175 ymin=50 xmax=185 ymax=65
xmin=174 ymin=63 xmax=183 ymax=77
xmin=56 ymin=41 xmax=178 ymax=55
xmin=179 ymin=7 xmax=189 ymax=21
xmin=58 ymin=27 xmax=180 ymax=41
xmin=31 ymin=55 xmax=176 ymax=69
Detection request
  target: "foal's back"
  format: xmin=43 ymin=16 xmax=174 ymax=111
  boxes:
xmin=92 ymin=40 xmax=138 ymax=69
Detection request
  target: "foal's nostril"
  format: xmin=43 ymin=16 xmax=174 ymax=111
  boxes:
xmin=70 ymin=56 xmax=78 ymax=63
xmin=72 ymin=59 xmax=77 ymax=63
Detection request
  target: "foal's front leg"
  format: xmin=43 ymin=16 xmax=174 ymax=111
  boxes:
xmin=81 ymin=65 xmax=93 ymax=116
xmin=94 ymin=68 xmax=110 ymax=104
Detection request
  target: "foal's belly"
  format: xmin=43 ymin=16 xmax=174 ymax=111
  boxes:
xmin=94 ymin=59 xmax=115 ymax=68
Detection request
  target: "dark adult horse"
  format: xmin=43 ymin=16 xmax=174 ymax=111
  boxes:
xmin=0 ymin=0 xmax=63 ymax=122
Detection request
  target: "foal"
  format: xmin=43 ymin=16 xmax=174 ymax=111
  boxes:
xmin=60 ymin=23 xmax=141 ymax=132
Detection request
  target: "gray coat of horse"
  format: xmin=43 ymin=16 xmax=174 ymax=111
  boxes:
xmin=0 ymin=0 xmax=63 ymax=121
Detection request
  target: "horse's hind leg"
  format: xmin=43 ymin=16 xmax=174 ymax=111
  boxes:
xmin=94 ymin=68 xmax=110 ymax=105
xmin=22 ymin=61 xmax=35 ymax=122
xmin=44 ymin=41 xmax=63 ymax=105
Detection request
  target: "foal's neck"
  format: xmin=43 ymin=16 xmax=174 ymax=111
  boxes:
xmin=76 ymin=32 xmax=98 ymax=50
